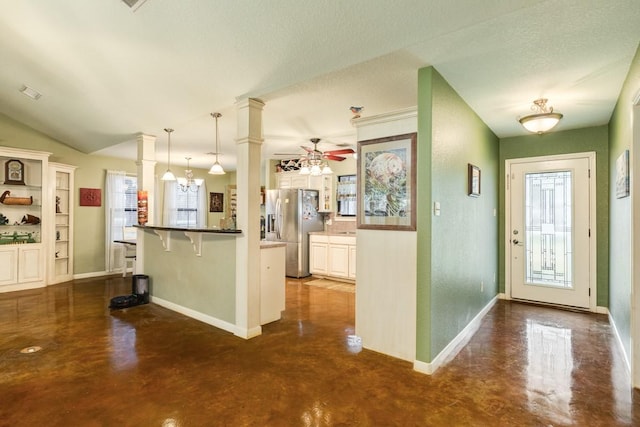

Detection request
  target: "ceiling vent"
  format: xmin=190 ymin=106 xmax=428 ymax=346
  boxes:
xmin=121 ymin=0 xmax=149 ymax=11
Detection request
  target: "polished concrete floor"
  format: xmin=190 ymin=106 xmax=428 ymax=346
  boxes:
xmin=1 ymin=275 xmax=639 ymax=426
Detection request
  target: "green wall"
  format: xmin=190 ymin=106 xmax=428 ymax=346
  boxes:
xmin=608 ymin=45 xmax=640 ymax=359
xmin=416 ymin=67 xmax=499 ymax=362
xmin=499 ymin=126 xmax=610 ymax=306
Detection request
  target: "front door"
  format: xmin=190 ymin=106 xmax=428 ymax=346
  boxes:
xmin=508 ymin=154 xmax=593 ymax=309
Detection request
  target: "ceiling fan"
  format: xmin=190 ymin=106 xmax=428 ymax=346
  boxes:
xmin=275 ymin=138 xmax=355 ymax=161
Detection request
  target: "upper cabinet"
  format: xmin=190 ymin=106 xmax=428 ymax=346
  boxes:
xmin=275 ymin=171 xmax=333 ymax=213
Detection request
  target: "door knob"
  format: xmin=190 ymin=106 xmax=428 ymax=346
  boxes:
xmin=513 ymin=239 xmax=519 ymax=245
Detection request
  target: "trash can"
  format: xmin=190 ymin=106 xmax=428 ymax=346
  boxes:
xmin=132 ymin=274 xmax=149 ymax=304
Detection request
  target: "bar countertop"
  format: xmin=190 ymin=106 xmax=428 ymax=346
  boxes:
xmin=134 ymin=224 xmax=242 ymax=234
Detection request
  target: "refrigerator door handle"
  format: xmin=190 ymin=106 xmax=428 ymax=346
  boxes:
xmin=275 ymin=198 xmax=282 ymax=240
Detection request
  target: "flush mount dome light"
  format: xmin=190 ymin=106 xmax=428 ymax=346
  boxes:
xmin=518 ymin=98 xmax=563 ymax=134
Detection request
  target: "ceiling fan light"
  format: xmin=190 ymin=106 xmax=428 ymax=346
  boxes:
xmin=310 ymin=164 xmax=322 ymax=176
xmin=161 ymin=170 xmax=176 ymax=181
xmin=299 ymin=165 xmax=310 ymax=175
xmin=321 ymin=164 xmax=333 ymax=175
xmin=209 ymin=161 xmax=225 ymax=175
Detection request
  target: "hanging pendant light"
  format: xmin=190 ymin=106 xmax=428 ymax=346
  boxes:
xmin=209 ymin=112 xmax=226 ymax=175
xmin=518 ymin=98 xmax=563 ymax=134
xmin=161 ymin=128 xmax=176 ymax=181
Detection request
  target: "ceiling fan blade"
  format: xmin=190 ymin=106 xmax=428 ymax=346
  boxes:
xmin=324 ymin=148 xmax=355 ymax=155
xmin=300 ymin=145 xmax=314 ymax=153
xmin=324 ymin=154 xmax=347 ymax=161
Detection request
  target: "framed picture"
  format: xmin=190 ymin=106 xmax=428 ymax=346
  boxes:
xmin=357 ymin=133 xmax=416 ymax=231
xmin=616 ymin=149 xmax=629 ymax=198
xmin=209 ymin=192 xmax=224 ymax=212
xmin=468 ymin=164 xmax=481 ymax=197
xmin=79 ymin=188 xmax=101 ymax=206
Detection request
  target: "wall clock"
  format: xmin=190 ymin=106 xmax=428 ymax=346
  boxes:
xmin=4 ymin=159 xmax=25 ymax=185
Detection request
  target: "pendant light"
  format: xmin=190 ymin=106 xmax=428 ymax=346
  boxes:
xmin=209 ymin=112 xmax=226 ymax=175
xmin=161 ymin=128 xmax=176 ymax=181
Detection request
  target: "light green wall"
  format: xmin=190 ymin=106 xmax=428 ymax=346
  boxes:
xmin=416 ymin=67 xmax=499 ymax=362
xmin=142 ymin=229 xmax=236 ymax=322
xmin=499 ymin=126 xmax=610 ymax=306
xmin=0 ymin=113 xmax=235 ymax=275
xmin=608 ymin=45 xmax=640 ymax=359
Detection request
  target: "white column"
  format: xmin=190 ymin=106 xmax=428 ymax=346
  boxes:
xmin=234 ymin=98 xmax=265 ymax=338
xmin=136 ymin=133 xmax=157 ymax=275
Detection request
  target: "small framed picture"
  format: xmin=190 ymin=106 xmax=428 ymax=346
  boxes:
xmin=468 ymin=164 xmax=481 ymax=197
xmin=209 ymin=192 xmax=224 ymax=212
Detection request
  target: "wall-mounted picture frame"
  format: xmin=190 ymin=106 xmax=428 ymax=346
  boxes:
xmin=79 ymin=188 xmax=101 ymax=206
xmin=616 ymin=149 xmax=629 ymax=198
xmin=357 ymin=132 xmax=416 ymax=231
xmin=468 ymin=163 xmax=481 ymax=197
xmin=209 ymin=192 xmax=224 ymax=212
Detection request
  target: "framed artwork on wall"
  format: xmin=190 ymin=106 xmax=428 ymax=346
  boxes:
xmin=615 ymin=149 xmax=629 ymax=198
xmin=468 ymin=163 xmax=481 ymax=197
xmin=209 ymin=192 xmax=224 ymax=212
xmin=357 ymin=132 xmax=417 ymax=231
xmin=79 ymin=188 xmax=101 ymax=207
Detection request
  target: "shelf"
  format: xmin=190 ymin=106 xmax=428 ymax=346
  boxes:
xmin=0 ymin=184 xmax=41 ymax=190
xmin=55 ymin=239 xmax=69 ymax=243
xmin=56 ymin=188 xmax=70 ymax=191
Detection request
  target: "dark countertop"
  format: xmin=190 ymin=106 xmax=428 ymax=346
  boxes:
xmin=134 ymin=224 xmax=242 ymax=234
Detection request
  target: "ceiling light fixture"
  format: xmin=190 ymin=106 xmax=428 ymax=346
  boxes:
xmin=177 ymin=157 xmax=203 ymax=192
xmin=518 ymin=98 xmax=563 ymax=134
xmin=209 ymin=113 xmax=226 ymax=175
xmin=299 ymin=138 xmax=332 ymax=176
xmin=19 ymin=85 xmax=42 ymax=100
xmin=161 ymin=128 xmax=176 ymax=181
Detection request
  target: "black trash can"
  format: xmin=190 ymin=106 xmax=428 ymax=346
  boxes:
xmin=132 ymin=274 xmax=150 ymax=304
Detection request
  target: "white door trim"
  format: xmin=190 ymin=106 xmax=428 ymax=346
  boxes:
xmin=631 ymin=90 xmax=640 ymax=388
xmin=505 ymin=151 xmax=597 ymax=312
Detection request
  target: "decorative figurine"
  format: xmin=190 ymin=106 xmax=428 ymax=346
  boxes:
xmin=0 ymin=214 xmax=7 ymax=225
xmin=56 ymin=196 xmax=61 ymax=213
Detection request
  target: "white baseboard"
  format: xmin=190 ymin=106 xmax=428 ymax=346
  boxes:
xmin=596 ymin=306 xmax=609 ymax=314
xmin=150 ymin=295 xmax=241 ymax=337
xmin=74 ymin=270 xmax=111 ymax=280
xmin=413 ymin=295 xmax=498 ymax=375
xmin=607 ymin=309 xmax=631 ymax=376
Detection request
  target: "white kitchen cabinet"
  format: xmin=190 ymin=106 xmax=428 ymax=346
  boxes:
xmin=0 ymin=244 xmax=43 ymax=289
xmin=309 ymin=235 xmax=329 ymax=275
xmin=260 ymin=244 xmax=286 ymax=325
xmin=348 ymin=245 xmax=357 ymax=280
xmin=276 ymin=171 xmax=333 ymax=213
xmin=309 ymin=233 xmax=356 ymax=280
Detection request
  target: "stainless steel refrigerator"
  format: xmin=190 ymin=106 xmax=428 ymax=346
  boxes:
xmin=265 ymin=189 xmax=325 ymax=278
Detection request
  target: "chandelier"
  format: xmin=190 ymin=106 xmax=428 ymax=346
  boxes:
xmin=177 ymin=157 xmax=204 ymax=192
xmin=518 ymin=98 xmax=563 ymax=134
xmin=208 ymin=112 xmax=226 ymax=175
xmin=161 ymin=128 xmax=176 ymax=181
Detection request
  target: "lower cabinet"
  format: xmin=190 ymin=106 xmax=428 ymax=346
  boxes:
xmin=260 ymin=244 xmax=286 ymax=325
xmin=309 ymin=234 xmax=356 ymax=280
xmin=0 ymin=244 xmax=44 ymax=288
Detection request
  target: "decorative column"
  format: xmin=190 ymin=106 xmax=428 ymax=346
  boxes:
xmin=234 ymin=98 xmax=265 ymax=338
xmin=136 ymin=132 xmax=157 ymax=274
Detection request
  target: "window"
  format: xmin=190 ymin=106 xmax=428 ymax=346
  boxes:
xmin=163 ymin=181 xmax=207 ymax=228
xmin=123 ymin=176 xmax=138 ymax=226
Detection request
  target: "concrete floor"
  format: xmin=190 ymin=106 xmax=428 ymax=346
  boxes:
xmin=1 ymin=275 xmax=639 ymax=426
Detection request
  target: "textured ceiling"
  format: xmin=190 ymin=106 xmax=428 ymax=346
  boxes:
xmin=0 ymin=0 xmax=638 ymax=170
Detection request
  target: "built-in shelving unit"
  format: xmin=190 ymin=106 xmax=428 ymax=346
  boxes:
xmin=49 ymin=163 xmax=76 ymax=284
xmin=0 ymin=148 xmax=50 ymax=292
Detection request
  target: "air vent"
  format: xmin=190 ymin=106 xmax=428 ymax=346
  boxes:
xmin=121 ymin=0 xmax=149 ymax=11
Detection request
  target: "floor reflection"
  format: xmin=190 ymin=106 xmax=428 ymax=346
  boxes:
xmin=109 ymin=315 xmax=138 ymax=371
xmin=526 ymin=319 xmax=574 ymax=425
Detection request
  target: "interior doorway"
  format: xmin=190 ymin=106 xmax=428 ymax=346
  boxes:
xmin=505 ymin=153 xmax=596 ymax=311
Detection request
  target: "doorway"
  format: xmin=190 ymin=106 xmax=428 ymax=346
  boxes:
xmin=505 ymin=153 xmax=596 ymax=310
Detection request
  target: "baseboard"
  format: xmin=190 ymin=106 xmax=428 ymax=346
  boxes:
xmin=150 ymin=295 xmax=241 ymax=337
xmin=596 ymin=306 xmax=609 ymax=314
xmin=607 ymin=309 xmax=631 ymax=376
xmin=498 ymin=293 xmax=507 ymax=300
xmin=74 ymin=270 xmax=111 ymax=280
xmin=413 ymin=295 xmax=498 ymax=375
